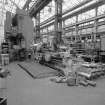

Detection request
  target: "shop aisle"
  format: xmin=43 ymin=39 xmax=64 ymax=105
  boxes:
xmin=5 ymin=62 xmax=105 ymax=105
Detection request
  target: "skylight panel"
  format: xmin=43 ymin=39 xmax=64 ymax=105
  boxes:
xmin=63 ymin=0 xmax=86 ymax=12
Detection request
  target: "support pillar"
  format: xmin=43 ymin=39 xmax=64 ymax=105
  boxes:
xmin=54 ymin=0 xmax=62 ymax=44
xmin=47 ymin=26 xmax=49 ymax=42
xmin=27 ymin=5 xmax=29 ymax=14
xmin=75 ymin=15 xmax=78 ymax=41
xmin=35 ymin=12 xmax=40 ymax=43
xmin=94 ymin=7 xmax=98 ymax=41
xmin=62 ymin=21 xmax=65 ymax=36
xmin=47 ymin=26 xmax=49 ymax=34
xmin=94 ymin=7 xmax=98 ymax=49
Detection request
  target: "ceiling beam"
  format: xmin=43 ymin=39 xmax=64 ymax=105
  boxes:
xmin=63 ymin=0 xmax=104 ymax=20
xmin=40 ymin=3 xmax=105 ymax=29
xmin=9 ymin=0 xmax=20 ymax=9
xmin=40 ymin=0 xmax=104 ymax=27
xmin=40 ymin=20 xmax=105 ymax=35
xmin=23 ymin=0 xmax=32 ymax=10
xmin=40 ymin=0 xmax=93 ymax=26
xmin=29 ymin=0 xmax=51 ymax=17
xmin=63 ymin=0 xmax=92 ymax=15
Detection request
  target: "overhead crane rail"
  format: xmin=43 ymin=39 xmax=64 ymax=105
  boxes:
xmin=22 ymin=0 xmax=105 ymax=28
xmin=40 ymin=0 xmax=105 ymax=29
xmin=40 ymin=0 xmax=93 ymax=26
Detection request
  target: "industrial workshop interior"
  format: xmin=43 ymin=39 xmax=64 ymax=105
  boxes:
xmin=0 ymin=0 xmax=105 ymax=105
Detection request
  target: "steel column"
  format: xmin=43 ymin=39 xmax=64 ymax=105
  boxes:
xmin=35 ymin=12 xmax=40 ymax=42
xmin=62 ymin=21 xmax=65 ymax=36
xmin=75 ymin=15 xmax=78 ymax=36
xmin=91 ymin=7 xmax=98 ymax=46
xmin=23 ymin=0 xmax=32 ymax=10
xmin=54 ymin=0 xmax=62 ymax=44
xmin=93 ymin=7 xmax=98 ymax=49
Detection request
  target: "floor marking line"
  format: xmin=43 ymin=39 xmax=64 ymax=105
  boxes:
xmin=17 ymin=64 xmax=36 ymax=79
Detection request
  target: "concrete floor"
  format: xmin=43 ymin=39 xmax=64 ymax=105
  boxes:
xmin=4 ymin=62 xmax=105 ymax=105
